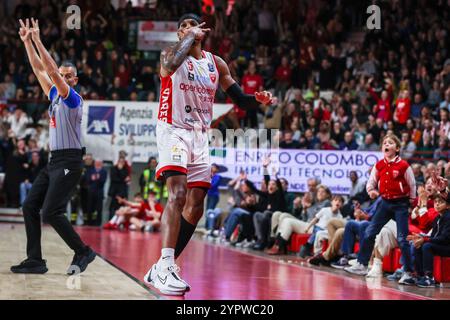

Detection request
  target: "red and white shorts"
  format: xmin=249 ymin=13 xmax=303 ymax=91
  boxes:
xmin=155 ymin=120 xmax=211 ymax=189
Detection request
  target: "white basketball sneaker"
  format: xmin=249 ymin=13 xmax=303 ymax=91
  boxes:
xmin=144 ymin=263 xmax=189 ymax=296
xmin=143 ymin=263 xmax=158 ymax=285
xmin=366 ymin=258 xmax=383 ymax=278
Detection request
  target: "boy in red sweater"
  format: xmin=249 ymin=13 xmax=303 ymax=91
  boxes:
xmin=345 ymin=134 xmax=416 ymax=285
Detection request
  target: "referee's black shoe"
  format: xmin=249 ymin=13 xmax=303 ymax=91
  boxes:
xmin=67 ymin=247 xmax=96 ymax=275
xmin=11 ymin=258 xmax=48 ymax=274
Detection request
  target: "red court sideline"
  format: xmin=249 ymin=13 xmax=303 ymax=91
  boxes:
xmin=76 ymin=227 xmax=432 ymax=300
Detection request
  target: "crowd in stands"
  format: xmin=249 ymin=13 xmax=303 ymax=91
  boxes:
xmin=0 ymin=0 xmax=450 ymax=288
xmin=204 ymin=147 xmax=450 ymax=288
xmin=77 ymin=153 xmax=166 ymax=231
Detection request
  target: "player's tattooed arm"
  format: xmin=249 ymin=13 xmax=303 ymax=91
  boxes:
xmin=160 ymin=22 xmax=210 ymax=77
xmin=215 ymin=55 xmax=274 ymax=109
xmin=160 ymin=33 xmax=195 ymax=76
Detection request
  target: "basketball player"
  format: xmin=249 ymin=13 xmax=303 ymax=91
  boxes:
xmin=144 ymin=14 xmax=274 ymax=295
xmin=11 ymin=19 xmax=95 ymax=275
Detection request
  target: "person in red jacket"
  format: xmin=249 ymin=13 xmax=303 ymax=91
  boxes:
xmin=345 ymin=133 xmax=417 ymax=285
xmin=241 ymin=61 xmax=264 ymax=128
xmin=409 ymin=182 xmax=439 ymax=234
xmin=103 ymin=193 xmax=146 ymax=230
xmin=275 ymin=56 xmax=292 ymax=100
xmin=241 ymin=61 xmax=264 ymax=95
xmin=367 ymin=77 xmax=393 ymax=122
xmin=393 ymin=89 xmax=411 ymax=132
xmin=130 ymin=190 xmax=164 ymax=232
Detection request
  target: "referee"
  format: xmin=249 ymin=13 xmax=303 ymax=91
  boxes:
xmin=11 ymin=18 xmax=95 ymax=275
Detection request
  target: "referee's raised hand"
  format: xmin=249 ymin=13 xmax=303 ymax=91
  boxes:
xmin=30 ymin=18 xmax=41 ymax=43
xmin=18 ymin=19 xmax=32 ymax=42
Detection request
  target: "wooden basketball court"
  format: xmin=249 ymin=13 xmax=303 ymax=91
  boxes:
xmin=1 ymin=223 xmax=449 ymax=300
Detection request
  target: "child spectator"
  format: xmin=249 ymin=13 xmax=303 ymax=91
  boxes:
xmin=345 ymin=134 xmax=416 ymax=285
xmin=303 ymin=195 xmax=344 ymax=256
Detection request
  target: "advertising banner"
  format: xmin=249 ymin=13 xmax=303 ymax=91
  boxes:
xmin=210 ymin=148 xmax=383 ymax=194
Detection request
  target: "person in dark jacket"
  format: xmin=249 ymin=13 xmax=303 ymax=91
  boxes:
xmin=223 ymin=192 xmax=260 ymax=245
xmin=280 ymin=178 xmax=295 ymax=213
xmin=108 ymin=157 xmax=130 ymax=218
xmin=266 ymin=194 xmax=304 ymax=254
xmin=79 ymin=153 xmax=94 ymax=217
xmin=204 ymin=170 xmax=249 ymax=235
xmin=247 ymin=157 xmax=287 ymax=250
xmin=20 ymin=151 xmax=45 ymax=206
xmin=339 ymin=131 xmax=359 ymax=151
xmin=4 ymin=138 xmax=29 ymax=208
xmin=407 ymin=192 xmax=450 ymax=287
xmin=86 ymin=159 xmax=107 ymax=226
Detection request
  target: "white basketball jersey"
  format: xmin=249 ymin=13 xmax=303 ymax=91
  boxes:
xmin=158 ymin=50 xmax=219 ymax=129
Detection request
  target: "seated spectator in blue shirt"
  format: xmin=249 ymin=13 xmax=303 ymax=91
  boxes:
xmin=411 ymin=93 xmax=425 ymax=120
xmin=299 ymin=129 xmax=320 ymax=149
xmin=339 ymin=131 xmax=359 ymax=151
xmin=206 ymin=164 xmax=221 ymax=210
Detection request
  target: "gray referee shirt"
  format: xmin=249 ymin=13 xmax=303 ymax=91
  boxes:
xmin=48 ymin=85 xmax=83 ymax=151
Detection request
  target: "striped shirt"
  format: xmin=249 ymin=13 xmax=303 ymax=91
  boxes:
xmin=48 ymin=85 xmax=83 ymax=151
